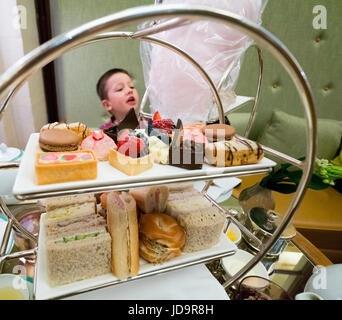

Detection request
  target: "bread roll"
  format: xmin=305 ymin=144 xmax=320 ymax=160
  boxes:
xmin=139 ymin=213 xmax=185 ymax=264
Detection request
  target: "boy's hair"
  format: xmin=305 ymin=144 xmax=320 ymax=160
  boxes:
xmin=96 ymin=68 xmax=132 ymax=100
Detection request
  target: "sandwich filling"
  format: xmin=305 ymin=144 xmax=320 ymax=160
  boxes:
xmin=54 ymin=231 xmax=105 ymax=244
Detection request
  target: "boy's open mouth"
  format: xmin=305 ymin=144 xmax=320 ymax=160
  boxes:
xmin=127 ymin=96 xmax=135 ymax=104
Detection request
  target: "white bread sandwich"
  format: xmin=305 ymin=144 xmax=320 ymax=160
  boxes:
xmin=129 ymin=185 xmax=169 ymax=213
xmin=106 ymin=191 xmax=140 ymax=280
xmin=40 ymin=194 xmax=96 ymax=211
xmin=139 ymin=213 xmax=185 ymax=264
xmin=42 ymin=194 xmax=99 ymax=239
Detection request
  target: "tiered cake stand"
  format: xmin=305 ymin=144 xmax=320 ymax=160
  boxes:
xmin=0 ymin=4 xmax=316 ymax=299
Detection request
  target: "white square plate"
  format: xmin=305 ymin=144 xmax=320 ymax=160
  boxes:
xmin=34 ymin=213 xmax=237 ymax=300
xmin=13 ymin=133 xmax=275 ymax=199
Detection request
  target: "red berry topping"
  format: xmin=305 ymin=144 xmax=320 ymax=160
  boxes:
xmin=117 ymin=129 xmax=131 ymax=149
xmin=92 ymin=130 xmax=104 ymax=141
xmin=117 ymin=136 xmax=145 ymax=158
xmin=117 ymin=136 xmax=129 ymax=150
xmin=153 ymin=119 xmax=174 ymax=134
xmin=153 ymin=111 xmax=162 ymax=121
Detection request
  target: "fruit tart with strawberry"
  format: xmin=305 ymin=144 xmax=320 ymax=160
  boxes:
xmin=108 ymin=129 xmax=154 ymax=176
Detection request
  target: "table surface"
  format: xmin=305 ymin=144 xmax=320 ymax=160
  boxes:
xmin=1 ymin=194 xmax=333 ymax=300
xmin=232 ymin=174 xmax=342 ymax=232
xmin=206 ymin=238 xmax=317 ymax=299
xmin=205 ymin=195 xmax=332 ymax=299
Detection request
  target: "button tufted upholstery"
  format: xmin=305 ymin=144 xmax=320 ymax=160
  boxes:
xmin=233 ymin=0 xmax=342 ymax=141
xmin=231 ymin=1 xmax=342 ymax=263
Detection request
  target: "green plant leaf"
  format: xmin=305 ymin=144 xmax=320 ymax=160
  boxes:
xmin=308 ymin=174 xmax=330 ymax=190
xmin=286 ymin=170 xmax=303 ymax=184
xmin=266 ymin=182 xmax=298 ymax=194
xmin=260 ymin=157 xmax=331 ymax=194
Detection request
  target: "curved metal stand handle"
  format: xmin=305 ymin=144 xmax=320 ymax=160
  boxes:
xmin=243 ymin=46 xmax=263 ymax=138
xmin=0 ymin=197 xmax=37 ymax=243
xmin=0 ymin=88 xmax=17 ymax=120
xmin=0 ymin=4 xmax=317 ymax=288
xmin=216 ymin=44 xmax=263 ymax=137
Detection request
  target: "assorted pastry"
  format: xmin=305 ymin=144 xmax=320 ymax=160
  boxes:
xmin=34 ymin=108 xmax=264 ymax=185
xmin=40 ymin=184 xmax=228 ymax=287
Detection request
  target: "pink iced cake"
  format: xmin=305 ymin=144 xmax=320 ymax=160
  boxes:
xmin=80 ymin=130 xmax=116 ymax=161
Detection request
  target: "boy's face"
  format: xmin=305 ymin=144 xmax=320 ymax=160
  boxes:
xmin=102 ymin=72 xmax=139 ymax=120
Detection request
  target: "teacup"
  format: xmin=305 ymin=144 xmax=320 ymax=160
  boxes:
xmin=0 ymin=274 xmax=32 ymax=300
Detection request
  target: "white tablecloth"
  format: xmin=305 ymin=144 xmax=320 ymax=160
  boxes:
xmin=65 ymin=264 xmax=229 ymax=300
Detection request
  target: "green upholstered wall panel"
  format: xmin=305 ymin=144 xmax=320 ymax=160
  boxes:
xmin=51 ymin=0 xmax=342 ymax=133
xmin=50 ymin=0 xmax=152 ymax=128
xmin=234 ymin=0 xmax=342 ymax=139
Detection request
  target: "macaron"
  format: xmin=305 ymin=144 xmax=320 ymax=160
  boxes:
xmin=202 ymin=124 xmax=235 ymax=142
xmin=39 ymin=128 xmax=80 ymax=152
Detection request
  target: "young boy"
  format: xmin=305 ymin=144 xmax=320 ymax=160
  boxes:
xmin=97 ymin=68 xmax=139 ymax=130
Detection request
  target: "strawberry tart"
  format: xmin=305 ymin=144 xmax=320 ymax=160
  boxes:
xmin=108 ymin=129 xmax=153 ymax=176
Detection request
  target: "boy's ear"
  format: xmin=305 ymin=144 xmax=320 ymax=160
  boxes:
xmin=102 ymin=99 xmax=111 ymax=111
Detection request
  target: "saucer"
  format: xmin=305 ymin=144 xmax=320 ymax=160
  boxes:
xmin=221 ymin=249 xmax=269 ymax=281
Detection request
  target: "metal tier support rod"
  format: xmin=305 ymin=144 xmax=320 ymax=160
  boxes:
xmin=14 ymin=168 xmax=272 ymax=201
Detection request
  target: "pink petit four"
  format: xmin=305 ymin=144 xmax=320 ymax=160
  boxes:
xmin=80 ymin=130 xmax=116 ymax=161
